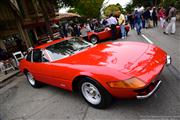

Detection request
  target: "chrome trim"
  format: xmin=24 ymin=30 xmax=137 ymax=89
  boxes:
xmin=166 ymin=55 xmax=171 ymax=65
xmin=136 ymin=80 xmax=162 ymax=99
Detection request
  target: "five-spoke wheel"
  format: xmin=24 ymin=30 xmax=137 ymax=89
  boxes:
xmin=79 ymin=77 xmax=112 ymax=109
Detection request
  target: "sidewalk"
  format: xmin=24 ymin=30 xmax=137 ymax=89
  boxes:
xmin=0 ymin=70 xmax=20 ymax=88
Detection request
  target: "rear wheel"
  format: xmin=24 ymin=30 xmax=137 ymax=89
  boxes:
xmin=78 ymin=77 xmax=112 ymax=109
xmin=25 ymin=71 xmax=43 ymax=88
xmin=90 ymin=36 xmax=98 ymax=44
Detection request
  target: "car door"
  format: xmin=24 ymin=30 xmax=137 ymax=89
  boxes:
xmin=27 ymin=49 xmax=46 ymax=82
xmin=30 ymin=49 xmax=71 ymax=89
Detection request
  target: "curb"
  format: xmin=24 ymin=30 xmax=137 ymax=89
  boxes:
xmin=0 ymin=71 xmax=20 ymax=88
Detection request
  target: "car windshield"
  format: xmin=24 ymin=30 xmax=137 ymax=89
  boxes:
xmin=45 ymin=37 xmax=92 ymax=61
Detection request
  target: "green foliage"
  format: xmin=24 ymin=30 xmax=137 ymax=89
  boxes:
xmin=74 ymin=0 xmax=104 ymax=18
xmin=132 ymin=0 xmax=154 ymax=7
xmin=125 ymin=2 xmax=134 ymax=13
xmin=68 ymin=8 xmax=76 ymax=13
xmin=175 ymin=0 xmax=180 ymax=10
xmin=58 ymin=0 xmax=104 ymax=18
xmin=103 ymin=4 xmax=124 ymax=17
xmin=57 ymin=0 xmax=79 ymax=8
xmin=163 ymin=0 xmax=177 ymax=9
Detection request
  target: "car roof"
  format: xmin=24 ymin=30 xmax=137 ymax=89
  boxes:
xmin=34 ymin=37 xmax=72 ymax=49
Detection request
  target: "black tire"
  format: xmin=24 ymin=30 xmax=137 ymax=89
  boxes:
xmin=78 ymin=77 xmax=112 ymax=109
xmin=90 ymin=35 xmax=99 ymax=44
xmin=25 ymin=71 xmax=43 ymax=88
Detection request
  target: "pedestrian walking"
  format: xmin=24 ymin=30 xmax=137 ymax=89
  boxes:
xmin=134 ymin=10 xmax=143 ymax=35
xmin=107 ymin=14 xmax=118 ymax=40
xmin=143 ymin=7 xmax=151 ymax=28
xmin=128 ymin=12 xmax=135 ymax=29
xmin=118 ymin=11 xmax=126 ymax=39
xmin=158 ymin=7 xmax=166 ymax=28
xmin=152 ymin=7 xmax=158 ymax=27
xmin=164 ymin=4 xmax=177 ymax=35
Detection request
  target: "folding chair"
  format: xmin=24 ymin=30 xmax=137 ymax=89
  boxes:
xmin=13 ymin=51 xmax=24 ymax=66
xmin=1 ymin=60 xmax=15 ymax=74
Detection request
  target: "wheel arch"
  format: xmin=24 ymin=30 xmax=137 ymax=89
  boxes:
xmin=72 ymin=75 xmax=88 ymax=92
xmin=23 ymin=68 xmax=29 ymax=74
xmin=72 ymin=72 xmax=101 ymax=92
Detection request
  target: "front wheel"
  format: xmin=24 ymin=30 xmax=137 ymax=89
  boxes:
xmin=79 ymin=77 xmax=112 ymax=109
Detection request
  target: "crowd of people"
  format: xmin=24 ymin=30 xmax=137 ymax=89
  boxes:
xmin=56 ymin=12 xmax=130 ymax=41
xmin=57 ymin=20 xmax=103 ymax=40
xmin=101 ymin=12 xmax=129 ymax=40
xmin=100 ymin=4 xmax=177 ymax=37
xmin=126 ymin=4 xmax=177 ymax=35
xmin=57 ymin=4 xmax=177 ymax=42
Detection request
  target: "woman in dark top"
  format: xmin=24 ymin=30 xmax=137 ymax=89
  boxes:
xmin=152 ymin=8 xmax=158 ymax=27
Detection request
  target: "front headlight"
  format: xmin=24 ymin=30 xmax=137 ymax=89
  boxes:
xmin=107 ymin=77 xmax=146 ymax=89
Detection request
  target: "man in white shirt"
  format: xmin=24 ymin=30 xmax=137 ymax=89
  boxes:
xmin=80 ymin=24 xmax=90 ymax=41
xmin=107 ymin=14 xmax=118 ymax=40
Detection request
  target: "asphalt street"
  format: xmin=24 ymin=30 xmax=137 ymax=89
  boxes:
xmin=0 ymin=23 xmax=180 ymax=120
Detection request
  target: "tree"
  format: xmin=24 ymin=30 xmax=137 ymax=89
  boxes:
xmin=103 ymin=4 xmax=124 ymax=17
xmin=132 ymin=0 xmax=154 ymax=7
xmin=58 ymin=0 xmax=104 ymax=18
xmin=125 ymin=2 xmax=134 ymax=13
xmin=162 ymin=0 xmax=176 ymax=9
xmin=175 ymin=0 xmax=180 ymax=10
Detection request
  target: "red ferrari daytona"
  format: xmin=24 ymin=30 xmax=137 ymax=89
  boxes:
xmin=19 ymin=37 xmax=171 ymax=109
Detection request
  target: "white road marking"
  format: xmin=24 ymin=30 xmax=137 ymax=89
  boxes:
xmin=141 ymin=34 xmax=154 ymax=44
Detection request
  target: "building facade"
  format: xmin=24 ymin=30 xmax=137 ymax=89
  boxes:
xmin=0 ymin=0 xmax=59 ymax=53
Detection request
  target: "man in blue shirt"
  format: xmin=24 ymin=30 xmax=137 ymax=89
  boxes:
xmin=134 ymin=10 xmax=143 ymax=35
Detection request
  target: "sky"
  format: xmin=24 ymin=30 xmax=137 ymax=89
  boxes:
xmin=59 ymin=0 xmax=132 ymax=13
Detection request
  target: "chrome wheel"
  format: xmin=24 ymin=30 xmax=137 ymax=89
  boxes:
xmin=81 ymin=82 xmax=101 ymax=105
xmin=26 ymin=72 xmax=35 ymax=86
xmin=90 ymin=36 xmax=98 ymax=44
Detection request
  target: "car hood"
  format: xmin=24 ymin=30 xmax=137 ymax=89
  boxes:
xmin=56 ymin=41 xmax=150 ymax=71
xmin=120 ymin=43 xmax=167 ymax=84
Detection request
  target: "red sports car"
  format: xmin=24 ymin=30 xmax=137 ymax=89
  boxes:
xmin=87 ymin=25 xmax=130 ymax=44
xmin=19 ymin=37 xmax=171 ymax=109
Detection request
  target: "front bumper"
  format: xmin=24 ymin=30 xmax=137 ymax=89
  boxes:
xmin=136 ymin=80 xmax=162 ymax=99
